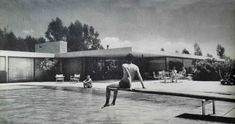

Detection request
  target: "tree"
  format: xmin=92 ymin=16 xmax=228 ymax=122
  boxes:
xmin=67 ymin=21 xmax=103 ymax=51
xmin=45 ymin=17 xmax=67 ymax=42
xmin=182 ymin=48 xmax=190 ymax=54
xmin=38 ymin=37 xmax=46 ymax=43
xmin=87 ymin=26 xmax=103 ymax=50
xmin=0 ymin=27 xmax=20 ymax=51
xmin=83 ymin=24 xmax=90 ymax=49
xmin=194 ymin=43 xmax=202 ymax=56
xmin=67 ymin=20 xmax=85 ymax=51
xmin=89 ymin=26 xmax=95 ymax=37
xmin=6 ymin=34 xmax=29 ymax=51
xmin=5 ymin=32 xmax=16 ymax=49
xmin=0 ymin=27 xmax=37 ymax=51
xmin=0 ymin=18 xmax=104 ymax=52
xmin=193 ymin=59 xmax=220 ymax=81
xmin=193 ymin=57 xmax=235 ymax=81
xmin=160 ymin=48 xmax=165 ymax=51
xmin=216 ymin=44 xmax=225 ymax=59
xmin=90 ymin=31 xmax=103 ymax=50
xmin=24 ymin=36 xmax=37 ymax=52
xmin=0 ymin=28 xmax=6 ymax=50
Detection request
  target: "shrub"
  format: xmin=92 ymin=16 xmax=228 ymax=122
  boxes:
xmin=192 ymin=58 xmax=235 ymax=81
xmin=39 ymin=58 xmax=58 ymax=81
xmin=40 ymin=58 xmax=58 ymax=71
xmin=193 ymin=59 xmax=219 ymax=81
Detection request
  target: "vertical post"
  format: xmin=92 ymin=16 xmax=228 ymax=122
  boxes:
xmin=81 ymin=57 xmax=86 ymax=80
xmin=212 ymin=100 xmax=216 ymax=114
xmin=33 ymin=58 xmax=35 ymax=81
xmin=165 ymin=57 xmax=168 ymax=71
xmin=5 ymin=56 xmax=8 ymax=82
xmin=59 ymin=59 xmax=63 ymax=74
xmin=202 ymin=99 xmax=206 ymax=115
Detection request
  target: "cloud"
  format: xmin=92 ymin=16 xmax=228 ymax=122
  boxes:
xmin=101 ymin=35 xmax=224 ymax=58
xmin=132 ymin=36 xmax=195 ymax=55
xmin=101 ymin=37 xmax=132 ymax=48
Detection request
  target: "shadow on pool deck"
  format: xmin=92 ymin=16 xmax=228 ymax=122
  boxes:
xmin=177 ymin=113 xmax=235 ymax=123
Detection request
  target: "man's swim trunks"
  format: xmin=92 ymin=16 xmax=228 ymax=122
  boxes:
xmin=119 ymin=80 xmax=131 ymax=88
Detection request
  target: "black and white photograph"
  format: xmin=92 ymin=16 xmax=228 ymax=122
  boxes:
xmin=0 ymin=0 xmax=235 ymax=123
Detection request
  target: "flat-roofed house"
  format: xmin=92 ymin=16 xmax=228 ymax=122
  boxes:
xmin=0 ymin=41 xmax=223 ymax=82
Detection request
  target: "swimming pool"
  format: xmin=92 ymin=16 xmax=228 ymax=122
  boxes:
xmin=0 ymin=87 xmax=219 ymax=124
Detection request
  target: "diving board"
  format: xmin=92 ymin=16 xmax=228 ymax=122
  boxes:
xmin=131 ymin=89 xmax=235 ymax=102
xmin=119 ymin=88 xmax=235 ymax=116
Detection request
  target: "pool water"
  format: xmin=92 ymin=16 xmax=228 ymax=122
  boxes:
xmin=0 ymin=87 xmax=220 ymax=124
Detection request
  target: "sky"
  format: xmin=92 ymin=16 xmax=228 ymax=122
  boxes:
xmin=0 ymin=0 xmax=235 ymax=58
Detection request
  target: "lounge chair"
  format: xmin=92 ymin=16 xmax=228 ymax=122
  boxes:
xmin=55 ymin=74 xmax=65 ymax=82
xmin=153 ymin=72 xmax=162 ymax=80
xmin=162 ymin=71 xmax=171 ymax=83
xmin=70 ymin=74 xmax=80 ymax=82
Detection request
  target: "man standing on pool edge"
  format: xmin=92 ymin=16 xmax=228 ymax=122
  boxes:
xmin=102 ymin=53 xmax=146 ymax=108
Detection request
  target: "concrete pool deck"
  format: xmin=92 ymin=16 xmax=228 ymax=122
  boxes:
xmin=1 ymin=80 xmax=235 ymax=95
xmin=0 ymin=80 xmax=235 ymax=123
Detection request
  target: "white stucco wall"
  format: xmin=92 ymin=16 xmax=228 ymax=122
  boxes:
xmin=35 ymin=41 xmax=67 ymax=53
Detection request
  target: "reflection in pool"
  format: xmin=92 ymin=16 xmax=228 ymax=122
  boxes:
xmin=0 ymin=87 xmax=203 ymax=124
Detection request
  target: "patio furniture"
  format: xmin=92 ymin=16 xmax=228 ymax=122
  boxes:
xmin=187 ymin=74 xmax=193 ymax=80
xmin=70 ymin=74 xmax=80 ymax=82
xmin=171 ymin=72 xmax=181 ymax=83
xmin=161 ymin=71 xmax=179 ymax=83
xmin=163 ymin=71 xmax=171 ymax=83
xmin=55 ymin=74 xmax=65 ymax=82
xmin=153 ymin=72 xmax=162 ymax=80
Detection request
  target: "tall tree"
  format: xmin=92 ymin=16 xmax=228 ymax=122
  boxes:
xmin=24 ymin=36 xmax=37 ymax=52
xmin=43 ymin=18 xmax=103 ymax=51
xmin=83 ymin=24 xmax=90 ymax=49
xmin=88 ymin=26 xmax=103 ymax=50
xmin=90 ymin=31 xmax=103 ymax=50
xmin=0 ymin=28 xmax=19 ymax=50
xmin=194 ymin=43 xmax=203 ymax=56
xmin=38 ymin=37 xmax=46 ymax=43
xmin=182 ymin=48 xmax=190 ymax=54
xmin=5 ymin=31 xmax=17 ymax=50
xmin=67 ymin=20 xmax=85 ymax=51
xmin=45 ymin=17 xmax=67 ymax=42
xmin=216 ymin=44 xmax=225 ymax=59
xmin=0 ymin=27 xmax=39 ymax=51
xmin=89 ymin=26 xmax=95 ymax=37
xmin=0 ymin=28 xmax=6 ymax=50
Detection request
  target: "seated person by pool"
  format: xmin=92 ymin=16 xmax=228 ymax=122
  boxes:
xmin=83 ymin=75 xmax=92 ymax=88
xmin=102 ymin=53 xmax=145 ymax=108
xmin=170 ymin=67 xmax=178 ymax=82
